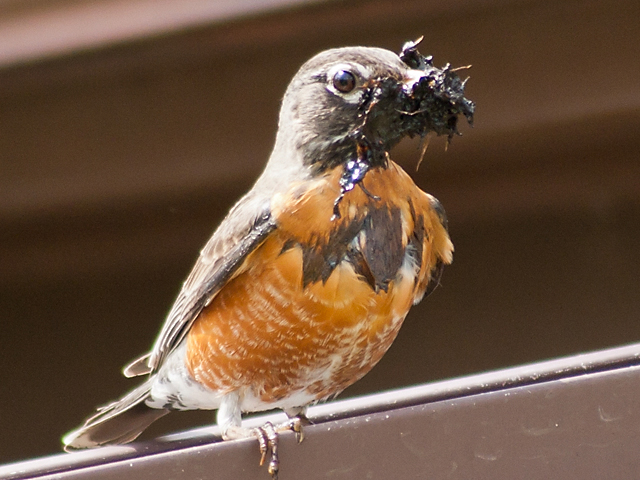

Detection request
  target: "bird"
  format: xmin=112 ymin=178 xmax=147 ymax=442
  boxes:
xmin=63 ymin=40 xmax=474 ymax=478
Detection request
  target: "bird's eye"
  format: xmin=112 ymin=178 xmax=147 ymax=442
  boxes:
xmin=332 ymin=70 xmax=356 ymax=93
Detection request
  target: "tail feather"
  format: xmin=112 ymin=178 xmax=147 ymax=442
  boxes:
xmin=63 ymin=379 xmax=169 ymax=450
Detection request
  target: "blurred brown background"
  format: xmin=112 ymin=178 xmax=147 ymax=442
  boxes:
xmin=1 ymin=0 xmax=639 ymax=466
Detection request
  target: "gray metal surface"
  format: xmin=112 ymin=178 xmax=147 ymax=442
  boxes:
xmin=3 ymin=342 xmax=640 ymax=479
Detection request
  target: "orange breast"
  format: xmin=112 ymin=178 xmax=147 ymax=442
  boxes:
xmin=185 ymin=161 xmax=453 ymax=407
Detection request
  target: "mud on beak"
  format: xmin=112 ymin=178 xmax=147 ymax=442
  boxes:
xmin=401 ymin=69 xmax=428 ymax=94
xmin=396 ymin=41 xmax=475 ymax=140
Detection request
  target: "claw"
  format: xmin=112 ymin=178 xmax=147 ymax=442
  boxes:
xmin=231 ymin=414 xmax=310 ymax=478
xmin=291 ymin=417 xmax=304 ymax=443
xmin=286 ymin=414 xmax=311 ymax=443
xmin=254 ymin=427 xmax=269 ymax=466
xmin=253 ymin=422 xmax=280 ymax=479
xmin=263 ymin=423 xmax=279 ymax=479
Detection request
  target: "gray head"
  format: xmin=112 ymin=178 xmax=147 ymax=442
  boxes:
xmin=273 ymin=47 xmax=416 ymax=173
xmin=264 ymin=44 xmax=474 ymax=186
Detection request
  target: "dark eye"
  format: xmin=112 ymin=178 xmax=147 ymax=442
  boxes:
xmin=332 ymin=70 xmax=356 ymax=93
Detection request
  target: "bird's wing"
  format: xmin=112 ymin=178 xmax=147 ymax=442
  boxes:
xmin=413 ymin=192 xmax=454 ymax=304
xmin=124 ymin=193 xmax=277 ymax=377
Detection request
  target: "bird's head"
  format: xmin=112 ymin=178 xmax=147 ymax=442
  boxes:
xmin=273 ymin=40 xmax=475 ymax=177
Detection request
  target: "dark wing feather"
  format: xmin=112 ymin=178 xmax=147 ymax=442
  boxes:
xmin=421 ymin=258 xmax=445 ymax=300
xmin=63 ymin=378 xmax=168 ymax=449
xmin=126 ymin=194 xmax=276 ymax=376
xmin=418 ymin=194 xmax=451 ymax=302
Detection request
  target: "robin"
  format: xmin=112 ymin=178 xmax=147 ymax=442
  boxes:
xmin=63 ymin=40 xmax=474 ymax=478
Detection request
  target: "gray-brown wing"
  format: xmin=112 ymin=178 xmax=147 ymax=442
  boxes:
xmin=124 ymin=194 xmax=276 ymax=377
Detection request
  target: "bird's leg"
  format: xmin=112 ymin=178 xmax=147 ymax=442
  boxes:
xmin=217 ymin=392 xmax=260 ymax=454
xmin=218 ymin=394 xmax=308 ymax=479
xmin=223 ymin=422 xmax=280 ymax=479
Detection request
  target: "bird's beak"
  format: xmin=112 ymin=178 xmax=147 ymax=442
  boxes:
xmin=401 ymin=69 xmax=426 ymax=94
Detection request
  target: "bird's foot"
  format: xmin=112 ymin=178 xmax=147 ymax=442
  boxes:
xmin=254 ymin=422 xmax=279 ymax=478
xmin=284 ymin=413 xmax=311 ymax=443
xmin=225 ymin=416 xmax=309 ymax=479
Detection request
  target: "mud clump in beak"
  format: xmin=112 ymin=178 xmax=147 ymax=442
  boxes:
xmin=332 ymin=39 xmax=475 ymax=219
xmin=354 ymin=38 xmax=475 ymax=159
xmin=398 ymin=38 xmax=475 ymax=142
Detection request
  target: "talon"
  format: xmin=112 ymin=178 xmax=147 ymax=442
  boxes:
xmin=291 ymin=413 xmax=311 ymax=443
xmin=289 ymin=417 xmax=304 ymax=443
xmin=268 ymin=458 xmax=279 ymax=480
xmin=262 ymin=422 xmax=279 ymax=479
xmin=254 ymin=427 xmax=269 ymax=466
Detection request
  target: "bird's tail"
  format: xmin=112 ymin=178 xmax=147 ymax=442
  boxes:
xmin=63 ymin=378 xmax=169 ymax=450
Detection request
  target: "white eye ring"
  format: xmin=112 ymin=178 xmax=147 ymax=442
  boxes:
xmin=325 ymin=63 xmax=370 ymax=103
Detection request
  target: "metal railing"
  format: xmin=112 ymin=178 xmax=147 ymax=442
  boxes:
xmin=4 ymin=342 xmax=640 ymax=479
